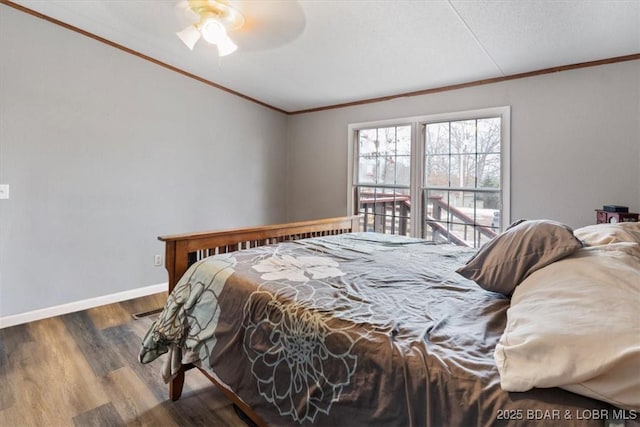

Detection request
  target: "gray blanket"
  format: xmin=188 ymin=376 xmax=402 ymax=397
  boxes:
xmin=140 ymin=232 xmax=611 ymax=426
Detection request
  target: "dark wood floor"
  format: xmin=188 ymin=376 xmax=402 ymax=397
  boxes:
xmin=0 ymin=293 xmax=247 ymax=426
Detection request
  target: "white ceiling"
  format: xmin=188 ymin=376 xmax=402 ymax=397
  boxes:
xmin=10 ymin=0 xmax=640 ymax=113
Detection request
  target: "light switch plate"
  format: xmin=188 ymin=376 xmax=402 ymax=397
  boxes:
xmin=0 ymin=184 xmax=9 ymax=199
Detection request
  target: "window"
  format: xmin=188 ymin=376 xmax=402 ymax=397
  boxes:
xmin=349 ymin=107 xmax=510 ymax=247
xmin=353 ymin=125 xmax=412 ymax=235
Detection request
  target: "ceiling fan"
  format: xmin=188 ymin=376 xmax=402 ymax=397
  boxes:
xmin=176 ymin=0 xmax=243 ymax=56
xmin=175 ymin=0 xmax=306 ymax=57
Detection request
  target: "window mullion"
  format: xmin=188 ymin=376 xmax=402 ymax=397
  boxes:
xmin=410 ymin=123 xmax=423 ymax=238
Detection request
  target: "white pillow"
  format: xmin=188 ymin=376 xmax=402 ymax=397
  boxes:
xmin=574 ymin=222 xmax=640 ymax=246
xmin=494 ymin=242 xmax=640 ymax=411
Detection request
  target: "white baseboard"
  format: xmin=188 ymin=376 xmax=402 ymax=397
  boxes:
xmin=0 ymin=283 xmax=168 ymax=329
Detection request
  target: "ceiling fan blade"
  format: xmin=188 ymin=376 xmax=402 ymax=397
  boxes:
xmin=176 ymin=25 xmax=201 ymax=50
xmin=175 ymin=1 xmax=200 ymax=25
xmin=230 ymin=0 xmax=306 ymax=51
xmin=217 ymin=35 xmax=238 ymax=56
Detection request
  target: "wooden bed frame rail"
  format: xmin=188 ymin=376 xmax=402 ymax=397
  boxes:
xmin=157 ymin=215 xmax=360 ymax=424
xmin=159 ymin=216 xmax=360 ymax=294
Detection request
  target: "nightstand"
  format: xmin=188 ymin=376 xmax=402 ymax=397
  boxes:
xmin=595 ymin=210 xmax=639 ymax=224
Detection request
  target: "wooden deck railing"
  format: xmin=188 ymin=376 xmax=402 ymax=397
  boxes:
xmin=357 ymin=192 xmax=497 ymax=246
xmin=358 ymin=192 xmax=411 ymax=235
xmin=427 ymin=195 xmax=497 ymax=246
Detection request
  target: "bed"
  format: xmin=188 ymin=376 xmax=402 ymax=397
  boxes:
xmin=139 ymin=216 xmax=640 ymax=426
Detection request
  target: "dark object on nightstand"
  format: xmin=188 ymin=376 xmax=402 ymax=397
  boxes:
xmin=596 ymin=209 xmax=639 ymax=224
xmin=602 ymin=205 xmax=629 ymax=213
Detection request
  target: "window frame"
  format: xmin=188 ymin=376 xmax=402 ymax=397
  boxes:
xmin=347 ymin=106 xmax=511 ymax=239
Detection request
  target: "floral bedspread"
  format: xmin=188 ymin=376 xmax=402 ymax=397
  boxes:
xmin=139 ymin=232 xmax=611 ymax=426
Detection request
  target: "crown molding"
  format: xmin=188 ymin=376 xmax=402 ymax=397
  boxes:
xmin=0 ymin=0 xmax=287 ymax=114
xmin=289 ymin=53 xmax=640 ymax=114
xmin=2 ymin=0 xmax=638 ymax=116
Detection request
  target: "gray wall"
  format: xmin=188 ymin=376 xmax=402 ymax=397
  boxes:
xmin=286 ymin=60 xmax=640 ymax=228
xmin=2 ymin=4 xmax=638 ymax=320
xmin=0 ymin=7 xmax=288 ymax=317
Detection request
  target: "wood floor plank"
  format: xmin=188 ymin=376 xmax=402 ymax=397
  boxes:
xmin=189 ymin=387 xmax=250 ymax=427
xmin=73 ymin=402 xmax=124 ymax=427
xmin=86 ymin=301 xmax=134 ymax=331
xmin=0 ymin=294 xmax=247 ymax=427
xmin=0 ymin=317 xmax=111 ymax=425
xmin=99 ymin=366 xmax=176 ymax=427
xmin=102 ymin=322 xmax=171 ymax=403
xmin=100 ymin=322 xmax=243 ymax=426
xmin=165 ymin=386 xmax=245 ymax=426
xmin=61 ymin=311 xmax=124 ymax=377
xmin=0 ymin=323 xmax=32 ymax=411
xmin=87 ymin=292 xmax=167 ymax=331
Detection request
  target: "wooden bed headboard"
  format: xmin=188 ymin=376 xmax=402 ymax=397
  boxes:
xmin=158 ymin=216 xmax=360 ymax=293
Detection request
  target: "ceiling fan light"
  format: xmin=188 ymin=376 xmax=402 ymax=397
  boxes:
xmin=200 ymin=19 xmax=227 ymax=44
xmin=176 ymin=1 xmax=243 ymax=57
xmin=176 ymin=25 xmax=201 ymax=50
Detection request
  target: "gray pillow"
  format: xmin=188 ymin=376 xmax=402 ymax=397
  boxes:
xmin=456 ymin=219 xmax=583 ymax=295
